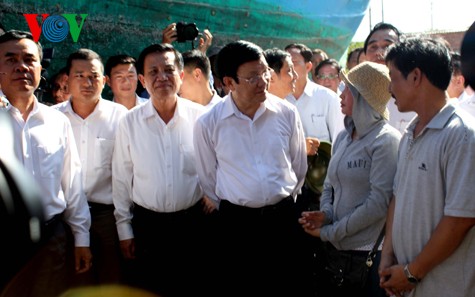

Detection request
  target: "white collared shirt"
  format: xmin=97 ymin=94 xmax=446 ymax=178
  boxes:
xmin=204 ymin=91 xmax=224 ymax=111
xmin=386 ymin=97 xmax=417 ymax=134
xmin=53 ymin=99 xmax=127 ymax=205
xmin=112 ymin=94 xmax=148 ymax=109
xmin=136 ymin=94 xmax=148 ymax=105
xmin=8 ymin=98 xmax=90 ymax=246
xmin=113 ymin=97 xmax=205 ymax=240
xmin=286 ymin=79 xmax=344 ymax=143
xmin=194 ymin=93 xmax=307 ymax=208
xmin=459 ymin=93 xmax=475 ymax=118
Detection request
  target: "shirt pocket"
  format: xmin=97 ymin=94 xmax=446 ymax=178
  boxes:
xmin=37 ymin=144 xmax=64 ymax=178
xmin=179 ymin=144 xmax=196 ymax=176
xmin=94 ymin=138 xmax=114 ymax=169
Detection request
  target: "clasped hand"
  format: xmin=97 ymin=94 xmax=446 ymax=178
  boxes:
xmin=298 ymin=211 xmax=326 ymax=237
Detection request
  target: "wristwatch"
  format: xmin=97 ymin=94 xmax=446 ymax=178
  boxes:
xmin=404 ymin=264 xmax=420 ymax=284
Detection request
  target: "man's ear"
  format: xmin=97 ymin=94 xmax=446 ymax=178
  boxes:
xmin=270 ymin=70 xmax=278 ymax=83
xmin=458 ymin=75 xmax=465 ymax=87
xmin=105 ymin=75 xmax=111 ymax=87
xmin=411 ymin=68 xmax=423 ymax=86
xmin=194 ymin=68 xmax=203 ymax=81
xmin=222 ymin=76 xmax=236 ymax=92
xmin=138 ymin=74 xmax=146 ymax=88
xmin=305 ymin=61 xmax=313 ymax=74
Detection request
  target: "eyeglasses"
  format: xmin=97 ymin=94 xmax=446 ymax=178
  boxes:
xmin=316 ymin=74 xmax=339 ymax=80
xmin=237 ymin=69 xmax=271 ymax=85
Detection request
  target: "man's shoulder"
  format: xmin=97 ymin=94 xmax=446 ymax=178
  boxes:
xmin=37 ymin=102 xmax=72 ymax=126
xmin=179 ymin=96 xmax=205 ymax=110
xmin=267 ymin=93 xmax=296 ymax=111
xmin=178 ymin=97 xmax=206 ymax=119
xmin=99 ymin=98 xmax=128 ymax=113
xmin=50 ymin=100 xmax=68 ymax=112
xmin=39 ymin=101 xmax=67 ymax=117
xmin=306 ymin=80 xmax=339 ymax=100
xmin=136 ymin=95 xmax=148 ymax=105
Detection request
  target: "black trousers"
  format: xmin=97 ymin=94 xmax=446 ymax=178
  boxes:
xmin=68 ymin=203 xmax=124 ymax=287
xmin=1 ymin=214 xmax=69 ymax=297
xmin=131 ymin=201 xmax=209 ymax=297
xmin=295 ymin=185 xmax=326 ymax=297
xmin=217 ymin=197 xmax=313 ymax=297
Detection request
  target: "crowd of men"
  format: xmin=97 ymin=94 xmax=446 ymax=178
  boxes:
xmin=1 ymin=19 xmax=475 ymax=297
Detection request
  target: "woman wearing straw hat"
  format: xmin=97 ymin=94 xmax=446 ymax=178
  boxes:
xmin=299 ymin=61 xmax=401 ymax=297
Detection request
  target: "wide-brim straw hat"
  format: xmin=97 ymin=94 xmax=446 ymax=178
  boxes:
xmin=340 ymin=61 xmax=391 ymax=120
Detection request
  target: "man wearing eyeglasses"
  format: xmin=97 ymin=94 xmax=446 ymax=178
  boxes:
xmin=193 ymin=40 xmax=310 ymax=296
xmin=314 ymin=58 xmax=343 ymax=95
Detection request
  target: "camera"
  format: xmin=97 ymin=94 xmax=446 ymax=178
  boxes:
xmin=35 ymin=48 xmax=55 ymax=103
xmin=176 ymin=22 xmax=199 ymax=42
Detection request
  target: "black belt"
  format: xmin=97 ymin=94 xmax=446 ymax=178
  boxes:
xmin=88 ymin=201 xmax=115 ymax=212
xmin=42 ymin=213 xmax=63 ymax=240
xmin=220 ymin=196 xmax=294 ymax=216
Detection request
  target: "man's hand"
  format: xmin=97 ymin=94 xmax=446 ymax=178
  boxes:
xmin=379 ymin=264 xmax=416 ymax=297
xmin=298 ymin=211 xmax=326 ymax=237
xmin=120 ymin=238 xmax=136 ymax=260
xmin=201 ymin=195 xmax=217 ymax=214
xmin=74 ymin=246 xmax=92 ymax=273
xmin=306 ymin=137 xmax=320 ymax=156
xmin=198 ymin=29 xmax=213 ymax=54
xmin=162 ymin=23 xmax=177 ymax=44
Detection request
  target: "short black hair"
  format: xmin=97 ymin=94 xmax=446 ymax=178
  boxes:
xmin=49 ymin=67 xmax=68 ymax=84
xmin=284 ymin=43 xmax=313 ymax=63
xmin=0 ymin=30 xmax=43 ymax=60
xmin=386 ymin=37 xmax=452 ymax=91
xmin=461 ymin=21 xmax=475 ymax=89
xmin=105 ymin=54 xmax=136 ymax=77
xmin=450 ymin=51 xmax=462 ymax=76
xmin=66 ymin=48 xmax=103 ymax=75
xmin=347 ymin=47 xmax=363 ymax=65
xmin=364 ymin=22 xmax=402 ymax=54
xmin=263 ymin=48 xmax=290 ymax=74
xmin=136 ymin=43 xmax=183 ymax=75
xmin=314 ymin=58 xmax=341 ymax=77
xmin=182 ymin=49 xmax=211 ymax=80
xmin=216 ymin=40 xmax=263 ymax=82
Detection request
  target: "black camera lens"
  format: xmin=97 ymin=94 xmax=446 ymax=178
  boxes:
xmin=176 ymin=22 xmax=199 ymax=42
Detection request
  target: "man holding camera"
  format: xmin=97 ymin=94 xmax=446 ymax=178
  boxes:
xmin=162 ymin=22 xmax=213 ymax=54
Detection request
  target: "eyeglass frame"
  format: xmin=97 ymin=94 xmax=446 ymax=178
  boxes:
xmin=315 ymin=73 xmax=339 ymax=80
xmin=236 ymin=68 xmax=272 ymax=85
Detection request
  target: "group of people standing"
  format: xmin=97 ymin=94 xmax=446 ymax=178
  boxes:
xmin=1 ymin=18 xmax=475 ymax=297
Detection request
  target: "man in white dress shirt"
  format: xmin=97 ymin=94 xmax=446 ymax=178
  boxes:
xmin=0 ymin=30 xmax=91 ymax=297
xmin=105 ymin=54 xmax=147 ymax=110
xmin=54 ymin=48 xmax=128 ymax=286
xmin=194 ymin=40 xmax=309 ymax=297
xmin=179 ymin=49 xmax=223 ymax=110
xmin=285 ymin=43 xmax=344 ymax=145
xmin=363 ymin=22 xmax=416 ymax=134
xmin=284 ymin=43 xmax=343 ymax=293
xmin=112 ymin=43 xmax=212 ymax=297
